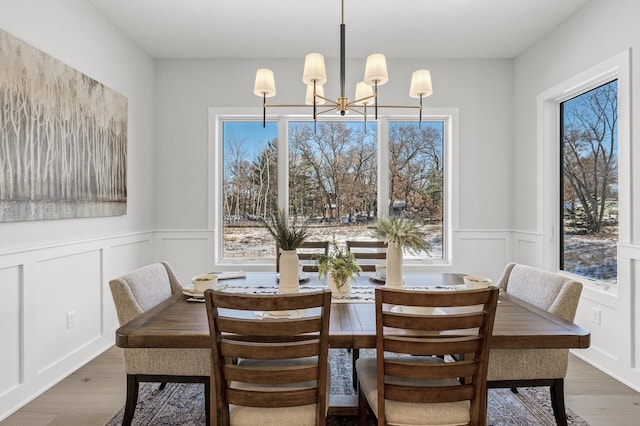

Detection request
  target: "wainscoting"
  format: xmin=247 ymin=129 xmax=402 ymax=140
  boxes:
xmin=0 ymin=232 xmax=154 ymax=420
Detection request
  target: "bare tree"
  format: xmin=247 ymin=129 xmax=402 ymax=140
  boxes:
xmin=289 ymin=122 xmax=377 ymax=221
xmin=252 ymin=138 xmax=277 ymax=218
xmin=223 ymin=136 xmax=249 ymax=223
xmin=389 ymin=123 xmax=443 ymax=220
xmin=562 ymin=81 xmax=618 ymax=234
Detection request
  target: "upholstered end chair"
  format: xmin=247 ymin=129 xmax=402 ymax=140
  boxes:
xmin=109 ymin=262 xmax=211 ymax=426
xmin=488 ymin=262 xmax=583 ymax=426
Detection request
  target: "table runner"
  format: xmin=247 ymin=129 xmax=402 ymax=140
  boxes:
xmin=219 ymin=283 xmax=464 ymax=303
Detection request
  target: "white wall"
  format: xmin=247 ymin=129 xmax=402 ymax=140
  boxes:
xmin=0 ymin=0 xmax=156 ymax=419
xmin=153 ymin=57 xmax=515 ymax=280
xmin=511 ymin=0 xmax=640 ymax=391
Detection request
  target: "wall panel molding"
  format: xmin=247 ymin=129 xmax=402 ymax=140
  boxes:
xmin=0 ymin=231 xmax=154 ymax=421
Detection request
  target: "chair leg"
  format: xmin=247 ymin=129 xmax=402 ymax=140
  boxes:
xmin=204 ymin=380 xmax=211 ymax=426
xmin=550 ymin=378 xmax=568 ymax=426
xmin=158 ymin=382 xmax=167 ymax=391
xmin=357 ymin=387 xmax=368 ymax=426
xmin=510 ymin=387 xmax=519 ymax=394
xmin=123 ymin=375 xmax=139 ymax=426
xmin=352 ymin=348 xmax=360 ymax=389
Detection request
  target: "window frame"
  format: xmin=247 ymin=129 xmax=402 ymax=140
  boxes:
xmin=539 ymin=50 xmax=630 ymax=291
xmin=209 ymin=107 xmax=458 ymax=269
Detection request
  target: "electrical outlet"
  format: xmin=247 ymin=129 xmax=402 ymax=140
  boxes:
xmin=67 ymin=311 xmax=77 ymax=329
xmin=591 ymin=307 xmax=601 ymax=325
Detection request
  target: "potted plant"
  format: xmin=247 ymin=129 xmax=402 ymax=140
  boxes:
xmin=260 ymin=208 xmax=309 ymax=292
xmin=317 ymin=241 xmax=362 ymax=295
xmin=374 ymin=216 xmax=430 ymax=287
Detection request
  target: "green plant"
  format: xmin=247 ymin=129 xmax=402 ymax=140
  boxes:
xmin=317 ymin=241 xmax=362 ymax=287
xmin=259 ymin=208 xmax=309 ymax=250
xmin=374 ymin=216 xmax=431 ymax=254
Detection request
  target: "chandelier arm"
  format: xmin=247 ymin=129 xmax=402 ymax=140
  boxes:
xmin=315 ymin=108 xmax=342 ymax=116
xmin=314 ymin=94 xmax=339 ymax=106
xmin=346 ymin=94 xmax=376 ymax=107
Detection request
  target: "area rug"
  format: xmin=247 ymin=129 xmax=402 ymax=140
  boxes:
xmin=105 ymin=350 xmax=589 ymax=426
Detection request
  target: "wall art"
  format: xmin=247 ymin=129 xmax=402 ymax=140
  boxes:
xmin=0 ymin=29 xmax=127 ymax=222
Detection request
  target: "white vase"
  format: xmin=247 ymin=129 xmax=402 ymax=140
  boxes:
xmin=328 ymin=274 xmax=351 ymax=296
xmin=279 ymin=249 xmax=300 ymax=293
xmin=386 ymin=241 xmax=403 ymax=287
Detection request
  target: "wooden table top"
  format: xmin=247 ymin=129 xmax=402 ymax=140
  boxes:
xmin=115 ymin=272 xmax=590 ymax=351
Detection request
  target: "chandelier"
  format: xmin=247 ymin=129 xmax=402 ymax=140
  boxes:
xmin=253 ymin=0 xmax=433 ymax=128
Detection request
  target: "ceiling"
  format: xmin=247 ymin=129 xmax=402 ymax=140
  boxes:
xmin=88 ymin=0 xmax=590 ymax=59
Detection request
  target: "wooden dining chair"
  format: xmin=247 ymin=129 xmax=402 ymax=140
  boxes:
xmin=346 ymin=240 xmax=388 ymax=272
xmin=204 ymin=288 xmax=332 ymax=426
xmin=356 ymin=286 xmax=499 ymax=426
xmin=487 ymin=263 xmax=583 ymax=426
xmin=345 ymin=239 xmax=388 ymax=386
xmin=109 ymin=262 xmax=210 ymax=426
xmin=276 ymin=240 xmax=330 ymax=272
xmin=298 ymin=240 xmax=331 ymax=272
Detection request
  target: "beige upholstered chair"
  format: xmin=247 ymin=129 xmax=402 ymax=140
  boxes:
xmin=109 ymin=262 xmax=211 ymax=426
xmin=356 ymin=286 xmax=499 ymax=426
xmin=488 ymin=263 xmax=583 ymax=426
xmin=204 ymin=288 xmax=332 ymax=426
xmin=346 ymin=240 xmax=387 ymax=272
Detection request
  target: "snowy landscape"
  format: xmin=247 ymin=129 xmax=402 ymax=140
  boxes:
xmin=223 ymin=222 xmax=443 ymax=261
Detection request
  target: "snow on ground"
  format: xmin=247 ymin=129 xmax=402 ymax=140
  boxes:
xmin=224 ymin=223 xmax=443 ymax=260
xmin=224 ymin=223 xmax=616 ymax=283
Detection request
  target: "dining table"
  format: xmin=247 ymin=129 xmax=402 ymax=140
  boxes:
xmin=114 ymin=271 xmax=591 ymax=414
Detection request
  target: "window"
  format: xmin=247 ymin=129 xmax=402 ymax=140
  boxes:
xmin=389 ymin=121 xmax=444 ymax=259
xmin=560 ymin=80 xmax=618 ymax=283
xmin=221 ymin=121 xmax=277 ymax=260
xmin=218 ymin=113 xmax=451 ymax=266
xmin=540 ymin=49 xmax=628 ymax=287
xmin=288 ymin=121 xmax=378 ymax=243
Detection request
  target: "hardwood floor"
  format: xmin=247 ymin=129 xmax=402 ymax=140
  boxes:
xmin=2 ymin=347 xmax=639 ymax=425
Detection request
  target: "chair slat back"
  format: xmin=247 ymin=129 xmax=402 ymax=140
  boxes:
xmin=276 ymin=241 xmax=330 ymax=272
xmin=205 ymin=289 xmax=332 ymax=425
xmin=375 ymin=286 xmax=499 ymax=425
xmin=297 ymin=241 xmax=330 ymax=272
xmin=346 ymin=240 xmax=387 ymax=272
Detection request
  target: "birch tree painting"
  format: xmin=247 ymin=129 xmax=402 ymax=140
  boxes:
xmin=0 ymin=29 xmax=127 ymax=222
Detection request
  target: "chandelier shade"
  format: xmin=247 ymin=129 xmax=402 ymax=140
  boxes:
xmin=363 ymin=54 xmax=389 ymax=86
xmin=409 ymin=69 xmax=433 ymax=98
xmin=302 ymin=53 xmax=328 ymax=85
xmin=254 ymin=0 xmax=432 ymax=128
xmin=354 ymin=82 xmax=374 ymax=106
xmin=306 ymin=84 xmax=326 ymax=105
xmin=254 ymin=68 xmax=276 ymax=97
